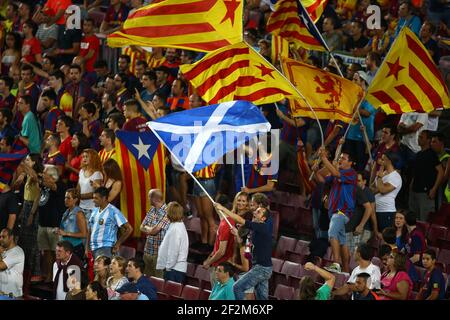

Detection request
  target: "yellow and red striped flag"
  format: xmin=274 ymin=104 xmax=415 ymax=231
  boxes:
xmin=267 ymin=0 xmax=328 ymax=51
xmin=179 ymin=42 xmax=300 ymax=105
xmin=366 ymin=27 xmax=449 ymax=114
xmin=115 ymin=131 xmax=166 ymax=237
xmin=281 ymin=57 xmax=364 ymax=123
xmin=271 ymin=35 xmax=289 ymax=63
xmin=121 ymin=46 xmax=149 ymax=76
xmin=107 ymin=0 xmax=243 ymax=52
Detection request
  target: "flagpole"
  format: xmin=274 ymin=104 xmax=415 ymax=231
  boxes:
xmin=240 ymin=151 xmax=246 ymax=189
xmin=147 ymin=124 xmax=234 ymax=229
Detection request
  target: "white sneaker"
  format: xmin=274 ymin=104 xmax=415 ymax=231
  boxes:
xmin=324 ymin=263 xmax=341 ymax=273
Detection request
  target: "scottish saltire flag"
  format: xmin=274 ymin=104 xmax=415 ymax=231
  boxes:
xmin=147 ymin=100 xmax=271 ymax=173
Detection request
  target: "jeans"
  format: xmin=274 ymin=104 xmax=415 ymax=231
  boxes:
xmin=93 ymin=247 xmax=112 ymax=259
xmin=233 ymin=264 xmax=272 ymax=300
xmin=164 ymin=269 xmax=186 ymax=284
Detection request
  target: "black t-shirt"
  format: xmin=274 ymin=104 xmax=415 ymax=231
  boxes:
xmin=57 ymin=28 xmax=82 ymax=66
xmin=353 ymin=290 xmax=378 ymax=300
xmin=345 ymin=186 xmax=369 ymax=232
xmin=412 ymin=148 xmax=440 ymax=193
xmin=244 ymin=220 xmax=272 ymax=267
xmin=345 ymin=35 xmax=369 ymax=51
xmin=38 ymin=180 xmax=66 ymax=227
xmin=0 ymin=191 xmax=19 ymax=230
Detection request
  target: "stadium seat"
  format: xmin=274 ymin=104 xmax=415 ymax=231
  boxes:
xmin=438 ymin=249 xmax=450 ymax=265
xmin=180 ymin=285 xmax=201 ymax=300
xmin=271 ymin=210 xmax=280 ymax=240
xmin=193 ymin=266 xmax=212 ymax=290
xmin=199 ymin=289 xmax=211 ymax=300
xmin=437 ymin=238 xmax=450 ymax=250
xmin=184 ymin=217 xmax=202 ymax=234
xmin=149 ymin=276 xmax=165 ymax=293
xmin=428 ymin=225 xmax=448 ymax=247
xmin=416 ymin=221 xmax=430 ymax=235
xmin=280 ymin=261 xmax=303 ymax=288
xmin=333 ymin=273 xmax=350 ymax=289
xmin=273 ymin=284 xmax=295 ymax=300
xmin=278 ymin=204 xmax=298 ymax=228
xmin=118 ymin=246 xmax=136 ymax=260
xmin=285 ymin=251 xmax=305 ymax=264
xmin=275 ymin=236 xmax=297 ymax=259
xmin=163 ymin=281 xmax=183 ymax=299
xmin=271 ymin=257 xmax=284 ymax=273
xmin=186 ymin=262 xmax=197 ymax=278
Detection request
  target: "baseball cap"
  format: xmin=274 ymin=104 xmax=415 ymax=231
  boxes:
xmin=356 ymin=71 xmax=369 ymax=85
xmin=116 ymin=282 xmax=140 ymax=294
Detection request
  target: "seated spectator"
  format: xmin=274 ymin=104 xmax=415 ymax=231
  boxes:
xmin=209 ymin=262 xmax=236 ymax=300
xmin=378 ymin=252 xmax=413 ymax=300
xmin=65 ymin=64 xmax=93 ymax=119
xmin=154 ymin=66 xmax=172 ymax=98
xmin=85 ymin=281 xmax=108 ymax=301
xmin=116 ymin=282 xmax=149 ymax=300
xmin=298 ymin=262 xmax=335 ymax=300
xmin=106 ymin=256 xmax=129 ymax=300
xmin=93 ymin=255 xmax=111 ymax=288
xmin=394 ymin=211 xmax=409 ymax=253
xmin=416 ymin=249 xmax=446 ymax=300
xmin=378 ymin=244 xmax=392 ymax=274
xmin=0 ymin=228 xmax=25 ymax=298
xmin=107 ymin=113 xmax=126 ymax=132
xmin=114 ymin=73 xmax=132 ymax=112
xmin=126 ymin=258 xmax=158 ymax=300
xmin=353 ymin=272 xmax=381 ymax=300
xmin=405 ymin=211 xmax=426 ymax=265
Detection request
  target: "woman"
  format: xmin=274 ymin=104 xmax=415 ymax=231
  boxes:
xmin=373 ymin=151 xmax=402 ymax=232
xmin=92 ymin=158 xmax=122 ymax=207
xmin=94 ymin=255 xmax=111 ymax=288
xmin=394 ymin=211 xmax=408 ymax=252
xmin=66 ymin=132 xmax=90 ymax=187
xmin=77 ymin=148 xmax=103 ymax=220
xmin=85 ymin=281 xmax=108 ymax=300
xmin=14 ymin=154 xmax=44 ymax=283
xmin=106 ymin=256 xmax=129 ymax=300
xmin=231 ymin=191 xmax=252 ymax=220
xmin=156 ymin=202 xmax=189 ymax=284
xmin=58 ymin=188 xmax=87 ymax=261
xmin=298 ymin=262 xmax=335 ymax=300
xmin=378 ymin=252 xmax=413 ymax=300
xmin=1 ymin=32 xmax=21 ymax=75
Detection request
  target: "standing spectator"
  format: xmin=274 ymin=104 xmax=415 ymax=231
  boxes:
xmin=371 ymin=124 xmax=400 ymax=176
xmin=419 ymin=21 xmax=440 ymax=64
xmin=214 ymin=203 xmax=272 ymax=300
xmin=126 ymin=258 xmax=158 ymax=300
xmin=345 ymin=21 xmax=369 ymax=56
xmin=378 ymin=252 xmax=413 ymax=300
xmin=43 ymin=134 xmax=65 ymax=177
xmin=50 ymin=10 xmax=81 ymax=66
xmin=98 ymin=129 xmax=117 ymax=164
xmin=92 ymin=159 xmax=123 ymax=207
xmin=364 ymin=52 xmax=380 ymax=85
xmin=106 ymin=256 xmax=129 ymax=300
xmin=0 ymin=77 xmax=16 ymax=113
xmin=100 ymin=0 xmax=129 ymax=35
xmin=66 ymin=132 xmax=89 ymax=187
xmin=0 ymin=228 xmax=25 ymax=298
xmin=0 ymin=178 xmax=18 ymax=231
xmin=298 ymin=262 xmax=335 ymax=300
xmin=410 ymin=130 xmax=444 ymax=221
xmin=107 ymin=113 xmax=126 ymax=133
xmin=87 ymin=187 xmax=133 ymax=258
xmin=35 ymin=8 xmax=58 ymax=56
xmin=122 ymin=99 xmax=147 ymax=132
xmin=397 ymin=112 xmax=427 ymax=168
xmin=416 ymin=249 xmax=446 ymax=300
xmin=21 ymin=20 xmax=42 ymax=64
xmin=404 ymin=211 xmax=426 ymax=265
xmin=313 ymin=149 xmax=357 ymax=273
xmin=114 ymin=73 xmax=131 ymax=112
xmin=48 ymin=70 xmax=73 ymax=117
xmin=228 ymin=227 xmax=251 ymax=298
xmin=154 ymin=66 xmax=172 ymax=98
xmin=352 ymin=272 xmax=381 ymax=300
xmin=93 ymin=255 xmax=110 ymax=288
xmin=140 ymin=189 xmax=170 ymax=278
xmin=430 ymin=132 xmax=449 ymax=207
xmin=17 ymin=2 xmax=31 ymax=34
xmin=156 ymin=202 xmax=189 ymax=284
xmin=42 ymin=0 xmax=72 ymax=27
xmin=167 ymin=79 xmax=189 ymax=111
xmin=58 ymin=188 xmax=87 ymax=261
xmin=321 ymin=16 xmax=343 ymax=51
xmin=41 ymin=90 xmax=64 ymax=140
xmin=79 ymin=102 xmax=102 ymax=151
xmin=1 ymin=33 xmax=22 ymax=77
xmin=117 ymin=55 xmax=140 ymax=91
xmin=77 ymin=149 xmax=103 ymax=219
xmin=79 ymin=18 xmax=100 ymax=74
xmin=395 ymin=1 xmax=421 ymax=37
xmin=19 ymin=65 xmax=41 ymax=114
xmin=66 ymin=64 xmax=93 ymax=119
xmin=53 ymin=241 xmax=83 ymax=300
xmin=100 ymin=93 xmax=120 ymax=127
xmin=373 ymin=151 xmax=402 ymax=232
xmin=0 ymin=108 xmax=17 ymax=140
xmin=209 ymin=262 xmax=236 ymax=300
xmin=56 ymin=116 xmax=74 ymax=162
xmin=3 ymin=3 xmax=20 ymax=33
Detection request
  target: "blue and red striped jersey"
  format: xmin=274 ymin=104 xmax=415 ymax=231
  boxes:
xmin=326 ymin=168 xmax=357 ymax=217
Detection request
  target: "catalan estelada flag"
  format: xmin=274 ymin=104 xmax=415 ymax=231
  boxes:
xmin=266 ymin=0 xmax=328 ymax=51
xmin=107 ymin=0 xmax=243 ymax=52
xmin=179 ymin=42 xmax=299 ymax=105
xmin=115 ymin=131 xmax=166 ymax=237
xmin=366 ymin=28 xmax=449 ymax=114
xmin=302 ymin=0 xmax=328 ymax=22
xmin=271 ymin=35 xmax=289 ymax=63
xmin=281 ymin=57 xmax=364 ymax=123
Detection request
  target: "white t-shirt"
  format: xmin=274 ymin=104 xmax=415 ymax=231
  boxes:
xmin=348 ymin=263 xmax=381 ymax=290
xmin=375 ymin=171 xmax=402 ymax=212
xmin=399 ymin=112 xmax=428 ymax=153
xmin=78 ymin=170 xmax=103 ymax=211
xmin=0 ymin=246 xmax=25 ymax=297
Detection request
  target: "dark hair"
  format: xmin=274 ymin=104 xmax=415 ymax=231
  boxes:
xmin=1 ymin=227 xmax=14 ymax=238
xmin=49 ymin=133 xmax=61 ymax=146
xmin=0 ymin=108 xmax=13 ymax=124
xmin=103 ymin=159 xmax=123 ymax=182
xmin=0 ymin=76 xmax=14 ymax=90
xmin=383 ymin=150 xmax=400 ymax=169
xmin=420 ymin=129 xmax=432 ymax=140
xmin=69 ymin=64 xmax=82 ymax=72
xmin=324 ymin=15 xmax=336 ymax=27
xmin=49 ymin=70 xmax=65 ymax=82
xmin=66 ymin=188 xmax=80 ymax=205
xmin=423 ymin=248 xmax=437 ymax=260
xmin=81 ymin=102 xmax=96 ymax=116
xmin=135 ymin=59 xmax=148 ymax=68
xmin=94 ymin=187 xmax=109 ymax=199
xmin=352 ymin=20 xmax=365 ymax=32
xmin=119 ymin=54 xmax=131 ymax=64
xmin=382 ymin=227 xmax=397 ymax=245
xmin=356 ymin=272 xmax=371 ymax=282
xmin=103 ymin=92 xmax=116 ymax=106
xmin=109 ymin=113 xmax=126 ymax=128
xmin=405 ymin=210 xmax=417 ymax=226
xmin=88 ymin=281 xmax=108 ymax=300
xmin=382 ymin=123 xmax=397 ymax=137
xmin=56 ymin=240 xmax=74 ymax=253
xmin=181 ymin=50 xmax=197 ymax=62
xmin=124 ymin=99 xmax=139 ymax=112
xmin=393 ymin=252 xmax=407 ymax=272
xmin=43 ymin=56 xmax=57 ymax=67
xmin=41 ymin=89 xmax=57 ymax=102
xmin=357 ymin=170 xmax=370 ymax=185
xmin=142 ymin=70 xmax=157 ymax=81
xmin=379 ymin=244 xmax=392 ymax=257
xmin=5 ymin=32 xmax=22 ymax=51
xmin=128 ymin=258 xmax=145 ymax=273
xmin=367 ymin=52 xmax=381 ymax=66
xmin=218 ymin=262 xmax=235 ymax=277
xmin=73 ymin=132 xmax=90 ymax=155
xmin=395 ymin=210 xmax=409 ymax=245
xmin=102 ymin=128 xmax=115 ymax=144
xmin=1 ymin=135 xmax=15 ymax=147
xmin=116 ymin=72 xmax=129 ymax=87
xmin=20 ymin=64 xmax=34 ymax=73
xmin=57 ymin=115 xmax=73 ymax=131
xmin=23 ymin=20 xmax=38 ymax=36
xmin=94 ymin=60 xmax=108 ymax=69
xmin=28 ymin=153 xmax=44 ymax=174
xmin=431 ymin=131 xmax=445 ymax=144
xmin=18 ymin=95 xmax=32 ymax=107
xmin=83 ymin=17 xmax=95 ymax=25
xmin=357 ymin=243 xmax=373 ymax=261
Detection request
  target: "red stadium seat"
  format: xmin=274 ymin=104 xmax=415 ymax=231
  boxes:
xmin=186 ymin=262 xmax=197 ymax=278
xmin=181 ymin=285 xmax=201 ymax=300
xmin=118 ymin=246 xmax=136 ymax=260
xmin=428 ymin=225 xmax=448 ymax=247
xmin=163 ymin=281 xmax=183 ymax=299
xmin=199 ymin=289 xmax=211 ymax=300
xmin=275 ymin=236 xmax=297 ymax=259
xmin=273 ymin=284 xmax=295 ymax=300
xmin=193 ymin=266 xmax=212 ymax=290
xmin=438 ymin=249 xmax=450 ymax=265
xmin=333 ymin=273 xmax=350 ymax=289
xmin=271 ymin=210 xmax=280 ymax=240
xmin=271 ymin=257 xmax=284 ymax=273
xmin=148 ymin=276 xmax=165 ymax=293
xmin=416 ymin=220 xmax=430 ymax=235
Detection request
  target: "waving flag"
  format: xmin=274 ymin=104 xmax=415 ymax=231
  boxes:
xmin=115 ymin=131 xmax=165 ymax=237
xmin=179 ymin=42 xmax=299 ymax=105
xmin=281 ymin=57 xmax=364 ymax=122
xmin=266 ymin=0 xmax=328 ymax=51
xmin=366 ymin=28 xmax=449 ymax=114
xmin=147 ymin=101 xmax=270 ymax=173
xmin=271 ymin=35 xmax=289 ymax=63
xmin=0 ymin=140 xmax=28 ymax=192
xmin=107 ymin=0 xmax=243 ymax=52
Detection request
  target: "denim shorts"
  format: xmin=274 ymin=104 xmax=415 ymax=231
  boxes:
xmin=328 ymin=213 xmax=349 ymax=246
xmin=192 ymin=178 xmax=216 ymax=197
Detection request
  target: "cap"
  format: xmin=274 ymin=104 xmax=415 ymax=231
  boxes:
xmin=154 ymin=65 xmax=171 ymax=74
xmin=116 ymin=282 xmax=140 ymax=294
xmin=356 ymin=71 xmax=369 ymax=85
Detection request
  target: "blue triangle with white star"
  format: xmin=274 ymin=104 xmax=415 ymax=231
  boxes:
xmin=115 ymin=130 xmax=160 ymax=169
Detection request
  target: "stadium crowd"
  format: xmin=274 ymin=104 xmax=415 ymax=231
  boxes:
xmin=0 ymin=0 xmax=449 ymax=301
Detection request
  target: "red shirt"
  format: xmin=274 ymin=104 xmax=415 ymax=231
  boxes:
xmin=123 ymin=116 xmax=148 ymax=132
xmin=44 ymin=0 xmax=72 ymax=25
xmin=211 ymin=217 xmax=235 ymax=267
xmin=59 ymin=135 xmax=74 ymax=160
xmin=22 ymin=37 xmax=42 ymax=63
xmin=80 ymin=35 xmax=100 ymax=72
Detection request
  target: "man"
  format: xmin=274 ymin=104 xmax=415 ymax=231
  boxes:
xmin=41 ymin=89 xmax=64 ymax=139
xmin=416 ymin=249 xmax=446 ymax=300
xmin=18 ymin=95 xmax=41 ymax=153
xmin=0 ymin=228 xmax=24 ymax=298
xmin=88 ymin=187 xmax=133 ymax=258
xmin=108 ymin=113 xmax=126 ymax=132
xmin=419 ymin=21 xmax=440 ymax=64
xmin=48 ymin=70 xmax=73 ymax=117
xmin=139 ymin=71 xmax=158 ymax=105
xmin=98 ymin=129 xmax=117 ymax=164
xmin=35 ymin=7 xmax=58 ymax=56
xmin=405 ymin=211 xmax=426 ymax=265
xmin=43 ymin=134 xmax=65 ymax=176
xmin=66 ymin=64 xmax=93 ymax=119
xmin=365 ymin=52 xmax=380 ymax=85
xmin=100 ymin=0 xmax=129 ymax=35
xmin=135 ymin=60 xmax=148 ymax=81
xmin=4 ymin=3 xmax=20 ymax=33
xmin=79 ymin=102 xmax=102 ymax=150
xmin=117 ymin=282 xmax=149 ymax=300
xmin=0 ymin=108 xmax=17 ymax=140
xmin=53 ymin=241 xmax=82 ymax=300
xmin=430 ymin=132 xmax=449 ymax=207
xmin=19 ymin=64 xmax=41 ymax=114
xmin=0 ymin=76 xmax=16 ymax=111
xmin=122 ymin=99 xmax=147 ymax=132
xmin=410 ymin=130 xmax=444 ymax=221
xmin=345 ymin=21 xmax=369 ymax=56
xmin=21 ymin=20 xmax=43 ymax=64
xmin=126 ymin=257 xmax=157 ymax=300
xmin=313 ymin=149 xmax=357 ymax=273
xmin=50 ymin=9 xmax=82 ymax=66
xmin=79 ymin=18 xmax=100 ymax=74
xmin=56 ymin=115 xmax=74 ymax=161
xmin=117 ymin=55 xmax=140 ymax=91
xmin=345 ymin=63 xmax=362 ymax=81
xmin=167 ymin=79 xmax=189 ymax=111
xmin=209 ymin=262 xmax=236 ymax=300
xmin=140 ymin=189 xmax=170 ymax=278
xmin=214 ymin=203 xmax=272 ymax=300
xmin=352 ymin=272 xmax=381 ymax=300
xmin=0 ymin=171 xmax=18 ymax=231
xmin=395 ymin=0 xmax=421 ymax=37
xmin=189 ymin=93 xmax=204 ymax=109
xmin=180 ymin=50 xmax=197 ymax=65
xmin=333 ymin=244 xmax=381 ymax=299
xmin=162 ymin=48 xmax=180 ymax=81
xmin=92 ymin=60 xmax=110 ymax=97
xmin=114 ymin=72 xmax=131 ymax=112
xmin=154 ymin=66 xmax=172 ymax=98
xmin=322 ymin=16 xmax=342 ymax=51
xmin=372 ymin=124 xmax=401 ymax=172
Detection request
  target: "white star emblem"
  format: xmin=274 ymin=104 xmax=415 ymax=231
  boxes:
xmin=132 ymin=137 xmax=151 ymax=160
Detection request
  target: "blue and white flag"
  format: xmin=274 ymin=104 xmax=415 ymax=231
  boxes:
xmin=147 ymin=100 xmax=271 ymax=173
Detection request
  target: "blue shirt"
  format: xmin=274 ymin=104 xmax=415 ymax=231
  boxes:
xmin=422 ymin=268 xmax=446 ymax=300
xmin=209 ymin=278 xmax=236 ymax=300
xmin=395 ymin=16 xmax=421 ymax=37
xmin=89 ymin=204 xmax=127 ymax=251
xmin=347 ymin=100 xmax=377 ymax=141
xmin=326 ymin=168 xmax=357 ymax=217
xmin=136 ymin=275 xmax=157 ymax=300
xmin=61 ymin=206 xmax=84 ymax=247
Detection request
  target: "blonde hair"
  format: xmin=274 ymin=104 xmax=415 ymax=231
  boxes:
xmin=111 ymin=256 xmax=127 ymax=275
xmin=231 ymin=191 xmax=250 ymax=214
xmin=167 ymin=201 xmax=184 ymax=222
